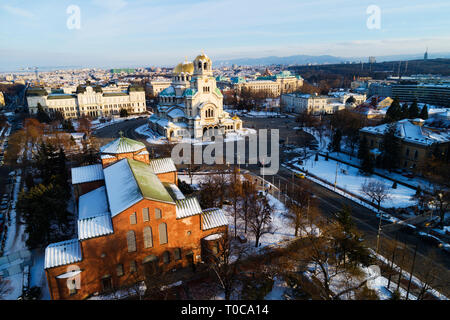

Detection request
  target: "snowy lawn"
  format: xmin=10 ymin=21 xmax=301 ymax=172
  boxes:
xmin=290 ymin=155 xmax=416 ymax=209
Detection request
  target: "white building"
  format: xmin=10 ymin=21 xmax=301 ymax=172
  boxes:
xmin=281 ymin=93 xmax=345 ymax=115
xmin=26 ymin=84 xmax=146 ymax=119
xmin=149 ymin=53 xmax=243 ymax=140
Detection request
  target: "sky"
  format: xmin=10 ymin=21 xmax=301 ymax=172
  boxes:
xmin=1 ymin=0 xmax=450 ymax=71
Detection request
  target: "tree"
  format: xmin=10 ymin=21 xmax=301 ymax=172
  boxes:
xmin=358 ymin=136 xmax=374 ymax=174
xmin=284 ymin=182 xmax=312 ymax=237
xmin=328 ymin=129 xmax=342 ymax=153
xmin=198 ymin=173 xmax=227 ymax=209
xmin=379 ymin=123 xmax=401 ymax=170
xmin=385 ymin=97 xmax=401 ymax=123
xmin=239 ymin=179 xmax=257 ymax=234
xmin=419 ymin=105 xmax=428 ymax=120
xmin=429 ymin=188 xmax=449 ymax=228
xmin=78 ymin=116 xmax=92 ymax=136
xmin=119 ymin=108 xmax=128 ymax=118
xmin=36 ymin=103 xmax=51 ymax=123
xmin=207 ymin=232 xmax=249 ymax=300
xmin=360 ymin=180 xmax=390 ymax=213
xmin=401 ymin=103 xmax=409 ymax=119
xmin=408 ymin=100 xmax=419 ymax=119
xmin=228 ymin=167 xmax=242 ymax=239
xmin=247 ymin=191 xmax=274 ymax=247
xmin=360 ymin=180 xmax=390 ymax=252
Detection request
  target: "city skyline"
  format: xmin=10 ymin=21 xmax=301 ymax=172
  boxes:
xmin=1 ymin=0 xmax=450 ymax=71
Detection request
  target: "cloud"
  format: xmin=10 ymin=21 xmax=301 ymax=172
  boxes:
xmin=93 ymin=0 xmax=127 ymax=12
xmin=2 ymin=5 xmax=34 ymax=18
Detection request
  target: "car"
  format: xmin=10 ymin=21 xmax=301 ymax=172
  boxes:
xmin=295 ymin=173 xmax=305 ymax=179
xmin=376 ymin=213 xmax=393 ymax=222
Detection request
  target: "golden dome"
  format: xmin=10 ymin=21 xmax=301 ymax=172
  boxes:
xmin=232 ymin=115 xmax=240 ymax=120
xmin=173 ymin=62 xmax=194 ymax=74
xmin=194 ymin=53 xmax=211 ymax=63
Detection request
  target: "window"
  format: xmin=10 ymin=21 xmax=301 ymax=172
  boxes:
xmin=130 ymin=260 xmax=137 ymax=273
xmin=159 ymin=222 xmax=168 ymax=244
xmin=414 ymin=150 xmax=418 ymax=160
xmin=163 ymin=251 xmax=171 ymax=264
xmin=116 ymin=264 xmax=124 ymax=277
xmin=127 ymin=230 xmax=136 ymax=252
xmin=143 ymin=208 xmax=149 ymax=222
xmin=187 ymin=231 xmax=191 ymax=236
xmin=101 ymin=276 xmax=112 ymax=292
xmin=130 ymin=212 xmax=137 ymax=225
xmin=143 ymin=226 xmax=153 ymax=248
xmin=406 ymin=148 xmax=410 ymax=156
xmin=174 ymin=248 xmax=181 ymax=261
xmin=68 ymin=279 xmax=77 ymax=295
xmin=155 ymin=208 xmax=162 ymax=219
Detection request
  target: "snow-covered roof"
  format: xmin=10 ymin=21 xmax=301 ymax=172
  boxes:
xmin=71 ymin=164 xmax=104 ymax=184
xmin=168 ymin=108 xmax=185 ymax=119
xmin=100 ymin=136 xmax=146 ymax=154
xmin=201 ymin=208 xmax=228 ymax=230
xmin=176 ymin=197 xmax=202 ymax=219
xmin=104 ymin=158 xmax=175 ymax=217
xmin=360 ymin=119 xmax=450 ymax=146
xmin=149 ymin=158 xmax=177 ymax=174
xmin=78 ymin=213 xmax=113 ymax=240
xmin=101 ymin=154 xmax=116 ymax=159
xmin=164 ymin=183 xmax=185 ymax=200
xmin=45 ymin=239 xmax=82 ymax=269
xmin=78 ymin=186 xmax=109 ymax=220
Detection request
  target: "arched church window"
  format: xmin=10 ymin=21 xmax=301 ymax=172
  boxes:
xmin=204 ymin=62 xmax=208 ymax=69
xmin=198 ymin=61 xmax=202 ymax=69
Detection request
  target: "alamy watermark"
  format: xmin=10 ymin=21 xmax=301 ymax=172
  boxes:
xmin=171 ymin=129 xmax=280 ymax=175
xmin=366 ymin=5 xmax=381 ymax=30
xmin=67 ymin=5 xmax=81 ymax=30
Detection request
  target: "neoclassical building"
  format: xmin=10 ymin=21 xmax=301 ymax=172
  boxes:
xmin=149 ymin=53 xmax=242 ymax=140
xmin=26 ymin=84 xmax=146 ymax=119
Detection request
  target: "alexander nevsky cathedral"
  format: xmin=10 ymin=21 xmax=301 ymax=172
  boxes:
xmin=149 ymin=53 xmax=243 ymax=140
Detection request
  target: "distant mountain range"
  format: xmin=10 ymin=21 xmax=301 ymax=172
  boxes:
xmin=214 ymin=52 xmax=450 ymax=67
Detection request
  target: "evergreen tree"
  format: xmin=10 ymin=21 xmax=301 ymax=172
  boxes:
xmin=380 ymin=123 xmax=401 ymax=170
xmin=419 ymin=104 xmax=428 ymax=120
xmin=408 ymin=99 xmax=419 ymax=119
xmin=119 ymin=108 xmax=128 ymax=117
xmin=392 ymin=181 xmax=397 ymax=189
xmin=401 ymin=103 xmax=409 ymax=119
xmin=336 ymin=205 xmax=355 ymax=234
xmin=328 ymin=128 xmax=342 ymax=153
xmin=36 ymin=103 xmax=51 ymax=123
xmin=385 ymin=97 xmax=401 ymax=123
xmin=314 ymin=153 xmax=319 ymax=161
xmin=358 ymin=136 xmax=374 ymax=174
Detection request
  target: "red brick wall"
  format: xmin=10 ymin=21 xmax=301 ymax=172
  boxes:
xmin=45 ymin=197 xmax=226 ymax=300
xmin=156 ymin=171 xmax=177 ymax=185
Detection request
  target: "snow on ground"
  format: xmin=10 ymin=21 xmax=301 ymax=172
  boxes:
xmin=135 ymin=124 xmax=257 ymax=146
xmin=264 ymin=276 xmax=289 ymax=300
xmin=3 ymin=174 xmax=26 ymax=254
xmin=245 ymin=111 xmax=286 ymax=118
xmin=327 ymin=151 xmax=436 ymax=192
xmin=2 ymin=273 xmax=22 ymax=300
xmin=290 ymin=155 xmax=416 ymax=209
xmin=29 ymin=249 xmax=50 ymax=300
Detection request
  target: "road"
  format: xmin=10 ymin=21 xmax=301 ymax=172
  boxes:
xmin=94 ymin=117 xmax=450 ymax=297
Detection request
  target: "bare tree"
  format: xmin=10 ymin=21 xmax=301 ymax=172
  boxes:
xmin=291 ymin=209 xmax=372 ymax=300
xmin=360 ymin=180 xmax=391 ymax=252
xmin=247 ymin=191 xmax=274 ymax=248
xmin=360 ymin=180 xmax=390 ymax=213
xmin=429 ymin=188 xmax=449 ymax=228
xmin=207 ymin=232 xmax=249 ymax=300
xmin=228 ymin=166 xmax=242 ymax=239
xmin=239 ymin=178 xmax=257 ymax=234
xmin=284 ymin=182 xmax=312 ymax=237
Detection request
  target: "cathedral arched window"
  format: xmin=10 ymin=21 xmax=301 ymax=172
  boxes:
xmin=204 ymin=62 xmax=208 ymax=69
xmin=198 ymin=61 xmax=202 ymax=69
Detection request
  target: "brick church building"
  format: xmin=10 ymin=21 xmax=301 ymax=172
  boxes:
xmin=44 ymin=136 xmax=228 ymax=300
